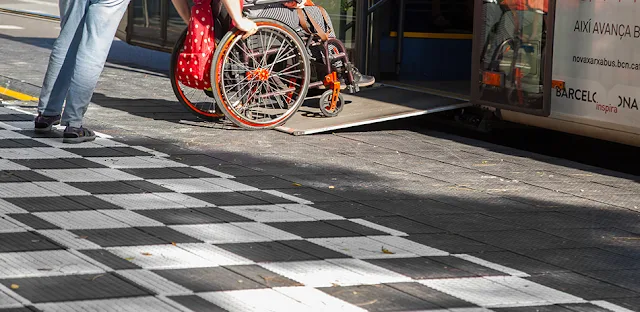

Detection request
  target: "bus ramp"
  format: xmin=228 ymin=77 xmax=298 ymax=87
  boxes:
xmin=276 ymin=85 xmax=471 ymax=135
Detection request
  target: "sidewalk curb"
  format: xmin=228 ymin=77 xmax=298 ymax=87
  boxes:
xmin=0 ymin=74 xmax=40 ymax=103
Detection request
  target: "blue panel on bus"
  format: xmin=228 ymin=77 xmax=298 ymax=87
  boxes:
xmin=380 ymin=37 xmax=472 ymax=81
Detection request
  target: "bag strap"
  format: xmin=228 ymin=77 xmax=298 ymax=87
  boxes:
xmin=297 ymin=7 xmax=329 ymax=41
xmin=316 ymin=5 xmax=333 ymax=35
xmin=296 ymin=8 xmax=314 ymax=37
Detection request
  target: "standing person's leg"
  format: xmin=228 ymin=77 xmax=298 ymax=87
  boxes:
xmin=61 ymin=0 xmax=130 ymax=143
xmin=34 ymin=0 xmax=90 ymax=132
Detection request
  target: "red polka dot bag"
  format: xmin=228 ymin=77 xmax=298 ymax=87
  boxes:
xmin=175 ymin=0 xmax=217 ymax=90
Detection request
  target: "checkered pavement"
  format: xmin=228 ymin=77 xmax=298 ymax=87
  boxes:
xmin=0 ymin=106 xmax=634 ymax=312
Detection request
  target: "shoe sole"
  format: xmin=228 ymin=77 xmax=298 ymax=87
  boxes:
xmin=63 ymin=135 xmax=96 ymax=144
xmin=34 ymin=120 xmax=61 ymax=133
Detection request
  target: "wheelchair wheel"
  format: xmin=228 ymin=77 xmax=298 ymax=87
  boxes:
xmin=170 ymin=28 xmax=224 ymax=121
xmin=211 ymin=19 xmax=311 ymax=130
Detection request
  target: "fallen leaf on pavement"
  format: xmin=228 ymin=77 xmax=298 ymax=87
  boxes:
xmin=292 ymin=183 xmax=302 ymax=187
xmin=124 ymin=257 xmax=135 ymax=261
xmin=142 ymin=252 xmax=152 ymax=256
xmin=381 ymin=247 xmax=394 ymax=254
xmin=10 ymin=284 xmax=19 ymax=290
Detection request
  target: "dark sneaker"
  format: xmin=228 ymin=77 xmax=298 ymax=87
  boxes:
xmin=34 ymin=113 xmax=61 ymax=133
xmin=350 ymin=67 xmax=376 ymax=88
xmin=63 ymin=126 xmax=96 ymax=144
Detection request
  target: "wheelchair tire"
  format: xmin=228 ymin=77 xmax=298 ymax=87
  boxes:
xmin=170 ymin=27 xmax=224 ymax=121
xmin=211 ymin=19 xmax=311 ymax=130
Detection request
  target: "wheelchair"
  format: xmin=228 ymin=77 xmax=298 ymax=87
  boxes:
xmin=170 ymin=0 xmax=359 ymax=129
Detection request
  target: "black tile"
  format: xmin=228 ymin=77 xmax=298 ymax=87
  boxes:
xmin=240 ymin=191 xmax=296 ymax=204
xmin=110 ymin=147 xmax=155 ymax=157
xmin=0 ymin=140 xmax=25 ymax=148
xmin=279 ymin=240 xmax=350 ymax=259
xmin=526 ymin=272 xmax=639 ymax=300
xmin=359 ymin=199 xmax=467 ymax=215
xmin=0 ymin=171 xmax=24 ymax=182
xmin=537 ymin=228 xmax=640 ymax=259
xmin=72 ymin=228 xmax=167 ymax=247
xmin=66 ymin=196 xmax=122 ymax=210
xmin=170 ymin=167 xmax=217 ymax=178
xmin=522 ymin=248 xmax=640 ymax=272
xmin=80 ymin=249 xmax=141 ymax=270
xmin=426 ymin=256 xmax=508 ymax=276
xmin=410 ymin=214 xmax=523 ymax=233
xmin=387 ymin=282 xmax=475 ymax=308
xmin=0 ymin=114 xmax=31 ymax=121
xmin=269 ymin=188 xmax=344 ymax=202
xmin=194 ymin=207 xmax=253 ymax=222
xmin=0 ymin=273 xmax=149 ymax=303
xmin=62 ymin=148 xmax=129 ymax=157
xmin=0 ymin=232 xmax=61 ymax=252
xmin=408 ymin=233 xmax=504 ymax=253
xmin=64 ymin=158 xmax=108 ymax=168
xmin=561 ymin=303 xmax=619 ymax=312
xmin=216 ymin=241 xmax=319 ymax=262
xmin=120 ymin=168 xmax=192 ymax=179
xmin=488 ymin=212 xmax=607 ymax=229
xmin=189 ymin=192 xmax=270 ymax=206
xmin=460 ymin=230 xmax=587 ymax=251
xmin=7 ymin=214 xmax=60 ymax=229
xmin=319 ymin=284 xmax=441 ymax=311
xmin=13 ymin=130 xmax=63 ymax=138
xmin=225 ymin=264 xmax=303 ymax=287
xmin=167 ymin=295 xmax=228 ymax=312
xmin=581 ymin=269 xmax=640 ymax=293
xmin=12 ymin=139 xmax=51 ymax=148
xmin=324 ymin=220 xmax=390 ymax=236
xmin=137 ymin=227 xmax=202 ymax=244
xmin=11 ymin=159 xmax=80 ymax=169
xmin=309 ymin=201 xmax=394 ymax=218
xmin=266 ymin=221 xmax=361 ymax=238
xmin=606 ymin=297 xmax=640 ymax=311
xmin=468 ymin=251 xmax=567 ymax=274
xmin=365 ymin=257 xmax=483 ymax=279
xmin=233 ymin=176 xmax=299 ymax=189
xmin=124 ymin=180 xmax=173 ymax=193
xmin=492 ymin=306 xmax=575 ymax=312
xmin=154 ymin=267 xmax=267 ymax=292
xmin=168 ymin=154 xmax=223 ymax=166
xmin=363 ymin=216 xmax=445 ymax=234
xmin=136 ymin=209 xmax=223 ymax=225
xmin=5 ymin=170 xmax=56 ymax=182
xmin=0 ymin=308 xmax=38 ymax=312
xmin=67 ymin=181 xmax=149 ymax=194
xmin=5 ymin=197 xmax=91 ymax=212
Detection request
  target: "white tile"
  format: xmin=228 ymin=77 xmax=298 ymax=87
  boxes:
xmin=201 ymin=178 xmax=259 ymax=191
xmin=33 ymin=182 xmax=90 ymax=196
xmin=591 ymin=301 xmax=637 ymax=312
xmin=0 ymin=289 xmax=21 ymax=309
xmin=36 ymin=296 xmax=183 ymax=312
xmin=0 ymin=283 xmax=30 ymax=307
xmin=261 ymin=259 xmax=410 ymax=287
xmin=263 ymin=190 xmax=314 ymax=205
xmin=142 ymin=157 xmax=190 ymax=168
xmin=35 ymin=147 xmax=81 ymax=158
xmin=199 ymin=288 xmax=309 ymax=312
xmin=0 ymin=148 xmax=56 ymax=159
xmin=96 ymin=193 xmax=187 ymax=210
xmin=0 ymin=122 xmax=21 ymax=131
xmin=236 ymin=222 xmax=302 ymax=241
xmin=89 ymin=168 xmax=143 ymax=181
xmin=170 ymin=224 xmax=270 ymax=244
xmin=308 ymin=236 xmax=419 ymax=259
xmin=130 ymin=146 xmax=169 ymax=157
xmin=277 ymin=204 xmax=345 ymax=220
xmin=0 ymin=250 xmax=104 ymax=278
xmin=484 ymin=276 xmax=585 ymax=304
xmin=0 ymin=199 xmax=27 ymax=214
xmin=34 ymin=211 xmax=129 ymax=230
xmin=177 ymin=243 xmax=254 ymax=266
xmin=327 ymin=258 xmax=413 ymax=285
xmin=115 ymin=270 xmax=192 ymax=296
xmin=38 ymin=230 xmax=102 ymax=250
xmin=97 ymin=210 xmax=164 ymax=227
xmin=86 ymin=157 xmax=187 ymax=169
xmin=0 ymin=121 xmax=33 ymax=130
xmin=0 ymin=159 xmax=29 ymax=171
xmin=192 ymin=166 xmax=235 ymax=178
xmin=349 ymin=219 xmax=408 ymax=236
xmin=371 ymin=236 xmax=449 ymax=256
xmin=107 ymin=245 xmax=219 ymax=270
xmin=219 ymin=205 xmax=315 ymax=222
xmin=155 ymin=192 xmax=216 ymax=207
xmin=453 ymin=254 xmax=529 ymax=277
xmin=36 ymin=169 xmax=116 ymax=182
xmin=147 ymin=179 xmax=230 ymax=193
xmin=0 ymin=183 xmax=59 ymax=198
xmin=0 ymin=216 xmax=27 ymax=233
xmin=0 ymin=130 xmax=29 ymax=139
xmin=93 ymin=138 xmax=128 ymax=147
xmin=419 ymin=277 xmax=550 ymax=308
xmin=275 ymin=286 xmax=367 ymax=312
xmin=32 ymin=138 xmax=102 ymax=149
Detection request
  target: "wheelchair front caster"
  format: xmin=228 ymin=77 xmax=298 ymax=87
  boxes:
xmin=319 ymin=90 xmax=344 ymax=117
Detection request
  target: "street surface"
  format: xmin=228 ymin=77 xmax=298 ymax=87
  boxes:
xmin=1 ymin=10 xmax=640 ymax=312
xmin=0 ymin=0 xmax=59 ymax=17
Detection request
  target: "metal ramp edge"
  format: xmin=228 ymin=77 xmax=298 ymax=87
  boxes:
xmin=275 ymin=85 xmax=471 ymax=136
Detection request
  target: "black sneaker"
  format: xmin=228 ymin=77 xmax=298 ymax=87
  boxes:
xmin=34 ymin=113 xmax=61 ymax=133
xmin=63 ymin=126 xmax=96 ymax=144
xmin=350 ymin=67 xmax=376 ymax=88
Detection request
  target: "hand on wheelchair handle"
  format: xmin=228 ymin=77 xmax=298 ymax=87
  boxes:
xmin=237 ymin=17 xmax=258 ymax=39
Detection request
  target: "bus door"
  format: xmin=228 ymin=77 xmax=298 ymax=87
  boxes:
xmin=471 ymin=0 xmax=555 ymax=116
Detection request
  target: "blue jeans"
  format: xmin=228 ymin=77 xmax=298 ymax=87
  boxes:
xmin=38 ymin=0 xmax=129 ymax=127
